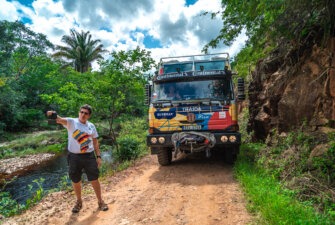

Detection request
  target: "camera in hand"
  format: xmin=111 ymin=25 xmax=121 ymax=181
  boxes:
xmin=48 ymin=112 xmax=58 ymax=125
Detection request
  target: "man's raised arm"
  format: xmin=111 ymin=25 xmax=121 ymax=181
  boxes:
xmin=46 ymin=111 xmax=67 ymax=126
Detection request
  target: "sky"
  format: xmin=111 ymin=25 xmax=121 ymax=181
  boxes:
xmin=0 ymin=0 xmax=247 ymax=69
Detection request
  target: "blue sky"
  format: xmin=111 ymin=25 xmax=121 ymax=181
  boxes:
xmin=0 ymin=0 xmax=247 ymax=66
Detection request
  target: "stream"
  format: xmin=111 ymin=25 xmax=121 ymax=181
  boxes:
xmin=3 ymin=151 xmax=113 ymax=205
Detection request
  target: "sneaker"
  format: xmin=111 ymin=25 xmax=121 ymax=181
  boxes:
xmin=72 ymin=200 xmax=82 ymax=213
xmin=98 ymin=201 xmax=108 ymax=211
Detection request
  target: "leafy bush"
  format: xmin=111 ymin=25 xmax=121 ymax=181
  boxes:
xmin=20 ymin=109 xmax=44 ymax=128
xmin=118 ymin=117 xmax=148 ymax=141
xmin=312 ymin=132 xmax=335 ymax=181
xmin=0 ymin=192 xmax=25 ymax=217
xmin=116 ymin=135 xmax=141 ymax=161
xmin=56 ymin=175 xmax=72 ymax=192
xmin=114 ymin=117 xmax=149 ymax=161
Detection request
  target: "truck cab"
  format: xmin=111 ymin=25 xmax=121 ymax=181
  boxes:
xmin=145 ymin=53 xmax=245 ymax=165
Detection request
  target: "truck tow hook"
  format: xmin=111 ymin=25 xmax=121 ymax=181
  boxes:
xmin=205 ymin=148 xmax=211 ymax=158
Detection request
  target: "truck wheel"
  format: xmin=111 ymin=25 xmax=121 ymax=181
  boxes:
xmin=224 ymin=147 xmax=238 ymax=164
xmin=157 ymin=147 xmax=172 ymax=166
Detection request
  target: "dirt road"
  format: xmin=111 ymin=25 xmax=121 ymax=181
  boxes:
xmin=4 ymin=153 xmax=252 ymax=225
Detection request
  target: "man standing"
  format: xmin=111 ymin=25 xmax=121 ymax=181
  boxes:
xmin=47 ymin=104 xmax=108 ymax=213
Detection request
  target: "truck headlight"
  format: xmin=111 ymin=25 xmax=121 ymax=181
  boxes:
xmin=151 ymin=137 xmax=157 ymax=144
xmin=158 ymin=137 xmax=165 ymax=144
xmin=229 ymin=135 xmax=237 ymax=143
xmin=221 ymin=135 xmax=228 ymax=143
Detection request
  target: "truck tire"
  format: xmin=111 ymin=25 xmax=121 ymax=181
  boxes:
xmin=157 ymin=147 xmax=172 ymax=166
xmin=224 ymin=146 xmax=238 ymax=164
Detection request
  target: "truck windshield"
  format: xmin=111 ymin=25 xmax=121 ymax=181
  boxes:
xmin=195 ymin=60 xmax=226 ymax=70
xmin=152 ymin=79 xmax=232 ymax=102
xmin=164 ymin=63 xmax=193 ymax=73
xmin=163 ymin=61 xmax=226 ymax=73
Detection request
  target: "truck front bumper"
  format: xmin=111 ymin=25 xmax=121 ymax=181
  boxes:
xmin=147 ymin=132 xmax=241 ymax=154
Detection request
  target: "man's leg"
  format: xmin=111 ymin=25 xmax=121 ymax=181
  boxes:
xmin=68 ymin=153 xmax=83 ymax=213
xmin=72 ymin=181 xmax=82 ymax=201
xmin=71 ymin=181 xmax=83 ymax=213
xmin=91 ymin=179 xmax=102 ymax=202
xmin=91 ymin=179 xmax=108 ymax=211
xmin=85 ymin=153 xmax=108 ymax=211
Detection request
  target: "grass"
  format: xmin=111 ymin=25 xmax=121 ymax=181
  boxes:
xmin=0 ymin=130 xmax=66 ymax=159
xmin=235 ymin=144 xmax=334 ymax=225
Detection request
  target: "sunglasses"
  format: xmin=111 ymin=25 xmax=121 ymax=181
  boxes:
xmin=79 ymin=111 xmax=90 ymax=115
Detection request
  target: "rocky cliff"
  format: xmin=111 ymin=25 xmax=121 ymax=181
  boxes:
xmin=248 ymin=37 xmax=335 ymax=140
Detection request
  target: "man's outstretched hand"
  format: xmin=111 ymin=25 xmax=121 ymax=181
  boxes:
xmin=47 ymin=111 xmax=55 ymax=116
xmin=46 ymin=111 xmax=67 ymax=126
xmin=47 ymin=111 xmax=57 ymax=119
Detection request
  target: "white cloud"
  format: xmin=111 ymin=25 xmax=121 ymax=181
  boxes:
xmin=32 ymin=0 xmax=64 ymax=18
xmin=0 ymin=0 xmax=19 ymax=21
xmin=1 ymin=0 xmax=247 ymax=70
xmin=226 ymin=31 xmax=248 ymax=57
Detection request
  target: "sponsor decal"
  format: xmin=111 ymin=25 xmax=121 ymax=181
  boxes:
xmin=197 ymin=113 xmax=212 ymax=120
xmin=219 ymin=111 xmax=226 ymax=119
xmin=183 ymin=125 xmax=202 ymax=130
xmin=187 ymin=113 xmax=196 ymax=123
xmin=154 ymin=111 xmax=176 ymax=119
xmin=182 ymin=106 xmax=201 ymax=112
xmin=157 ymin=70 xmax=226 ymax=80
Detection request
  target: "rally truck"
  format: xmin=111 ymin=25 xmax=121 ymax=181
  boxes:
xmin=145 ymin=53 xmax=245 ymax=166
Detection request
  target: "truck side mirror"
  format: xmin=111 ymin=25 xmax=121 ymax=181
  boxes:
xmin=237 ymin=78 xmax=246 ymax=101
xmin=144 ymin=84 xmax=152 ymax=105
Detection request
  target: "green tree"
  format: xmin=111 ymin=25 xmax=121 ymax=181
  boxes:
xmin=52 ymin=29 xmax=107 ymax=73
xmin=0 ymin=20 xmax=54 ymax=78
xmin=0 ymin=21 xmax=56 ymax=135
xmin=42 ymin=48 xmax=155 ymax=151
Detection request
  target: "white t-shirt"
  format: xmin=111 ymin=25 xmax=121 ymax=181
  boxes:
xmin=63 ymin=118 xmax=98 ymax=154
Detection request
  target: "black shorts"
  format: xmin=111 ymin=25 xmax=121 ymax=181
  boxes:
xmin=67 ymin=152 xmax=100 ymax=183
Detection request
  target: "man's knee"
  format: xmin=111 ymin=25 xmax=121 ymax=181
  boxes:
xmin=69 ymin=174 xmax=82 ymax=183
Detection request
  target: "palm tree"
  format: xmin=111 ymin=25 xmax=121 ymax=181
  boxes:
xmin=52 ymin=29 xmax=107 ymax=73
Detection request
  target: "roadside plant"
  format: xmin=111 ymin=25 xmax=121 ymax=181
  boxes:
xmin=27 ymin=178 xmax=45 ymax=206
xmin=57 ymin=175 xmax=72 ymax=192
xmin=312 ymin=132 xmax=335 ymax=182
xmin=116 ymin=135 xmax=141 ymax=161
xmin=0 ymin=192 xmax=25 ymax=217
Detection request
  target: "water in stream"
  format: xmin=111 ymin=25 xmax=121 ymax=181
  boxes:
xmin=3 ymin=151 xmax=113 ymax=205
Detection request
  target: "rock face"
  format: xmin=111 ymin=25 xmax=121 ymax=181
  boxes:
xmin=248 ymin=37 xmax=335 ymax=140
